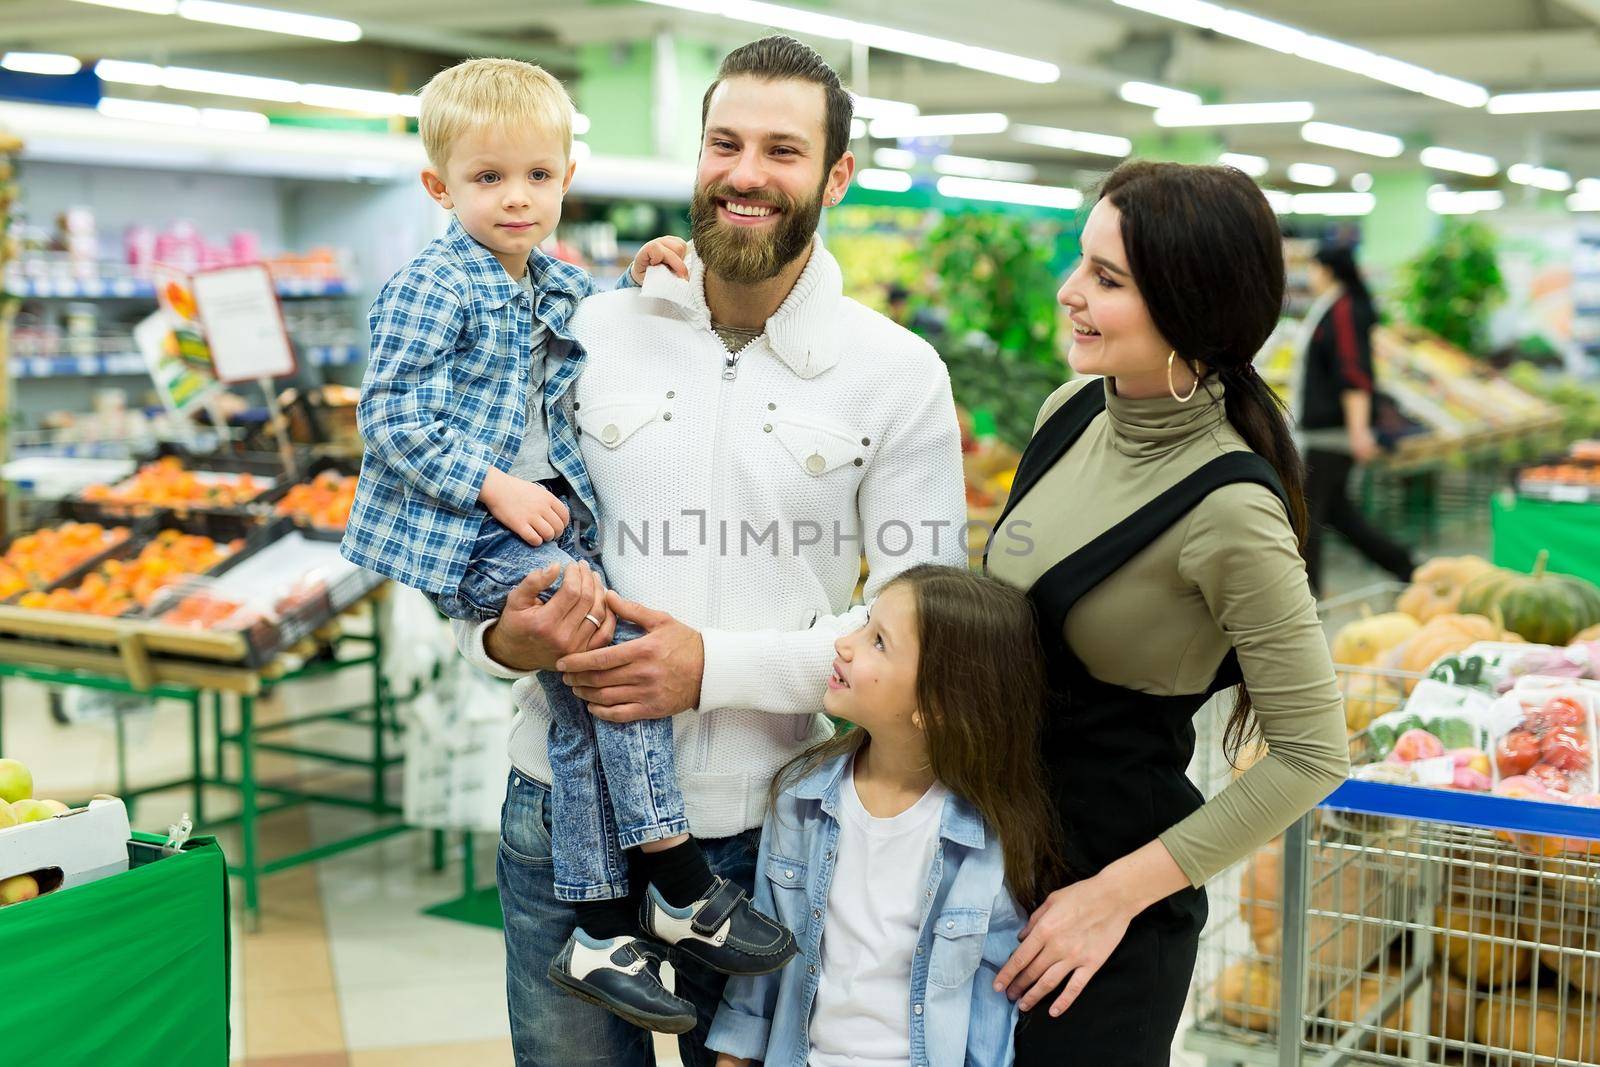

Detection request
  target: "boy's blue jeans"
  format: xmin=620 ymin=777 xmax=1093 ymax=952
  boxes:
xmin=431 ymin=487 xmax=688 ymax=902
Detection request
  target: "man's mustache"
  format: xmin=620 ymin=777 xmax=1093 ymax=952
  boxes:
xmin=702 ymin=186 xmax=792 ymax=212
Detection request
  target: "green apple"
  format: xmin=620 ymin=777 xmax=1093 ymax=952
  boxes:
xmin=0 ymin=759 xmax=30 ymax=805
xmin=9 ymin=799 xmax=53 ymax=823
xmin=0 ymin=801 xmax=16 ymax=830
xmin=39 ymin=800 xmax=70 ymax=816
xmin=0 ymin=874 xmax=40 ymax=906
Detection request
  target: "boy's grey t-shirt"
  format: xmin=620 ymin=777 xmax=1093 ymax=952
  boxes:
xmin=507 ymin=270 xmax=558 ymax=483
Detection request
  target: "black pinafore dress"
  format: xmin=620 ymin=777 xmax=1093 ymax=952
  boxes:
xmin=987 ymin=384 xmax=1287 ymax=1066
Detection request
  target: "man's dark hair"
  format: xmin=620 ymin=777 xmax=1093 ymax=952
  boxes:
xmin=700 ymin=35 xmax=854 ymax=169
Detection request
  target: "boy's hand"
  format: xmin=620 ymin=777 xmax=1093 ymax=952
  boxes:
xmin=479 ymin=468 xmax=569 ymax=546
xmin=630 ymin=236 xmax=689 ymax=283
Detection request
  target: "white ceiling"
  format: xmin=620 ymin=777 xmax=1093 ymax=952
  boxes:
xmin=1 ymin=0 xmax=1597 ymax=189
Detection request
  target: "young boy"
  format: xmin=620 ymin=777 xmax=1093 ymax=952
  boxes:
xmin=340 ymin=58 xmax=795 ymax=1033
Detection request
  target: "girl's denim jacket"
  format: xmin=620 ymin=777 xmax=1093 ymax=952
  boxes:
xmin=707 ymin=752 xmax=1024 ymax=1067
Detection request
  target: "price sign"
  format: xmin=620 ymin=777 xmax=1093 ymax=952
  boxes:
xmin=191 ymin=264 xmax=298 ymax=383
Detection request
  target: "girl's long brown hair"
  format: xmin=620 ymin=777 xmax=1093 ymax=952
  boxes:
xmin=1098 ymin=160 xmax=1308 ymax=762
xmin=773 ymin=564 xmax=1065 ymax=910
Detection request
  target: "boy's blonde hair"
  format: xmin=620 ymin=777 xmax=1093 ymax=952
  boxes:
xmin=419 ymin=58 xmax=573 ymax=170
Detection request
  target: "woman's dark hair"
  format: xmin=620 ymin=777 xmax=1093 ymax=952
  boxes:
xmin=1098 ymin=159 xmax=1308 ymax=761
xmin=1313 ymin=242 xmax=1376 ymax=320
xmin=772 ymin=565 xmax=1065 ymax=910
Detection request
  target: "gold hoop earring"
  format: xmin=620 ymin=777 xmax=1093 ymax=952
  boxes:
xmin=1167 ymin=351 xmax=1198 ymax=403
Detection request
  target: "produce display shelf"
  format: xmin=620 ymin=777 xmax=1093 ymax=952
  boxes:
xmin=1321 ymin=778 xmax=1600 ymax=839
xmin=9 ymin=343 xmax=359 ymax=378
xmin=2 ymin=274 xmax=353 ymax=299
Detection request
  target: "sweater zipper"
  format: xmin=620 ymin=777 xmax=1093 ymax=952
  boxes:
xmin=699 ymin=332 xmax=739 ymax=771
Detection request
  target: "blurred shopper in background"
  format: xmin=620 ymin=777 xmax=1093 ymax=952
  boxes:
xmin=1297 ymin=243 xmax=1416 ymax=595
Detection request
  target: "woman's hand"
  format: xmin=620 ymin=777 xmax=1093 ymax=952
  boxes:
xmin=994 ymin=874 xmax=1138 ymax=1018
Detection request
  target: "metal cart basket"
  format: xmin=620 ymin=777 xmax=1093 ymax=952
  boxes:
xmin=1186 ymin=584 xmax=1600 ymax=1066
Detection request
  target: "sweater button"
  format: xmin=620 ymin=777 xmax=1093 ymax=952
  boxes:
xmin=767 ymin=402 xmax=776 ymax=410
xmin=763 ymin=424 xmax=773 ymax=433
xmin=663 ymin=412 xmax=672 ymax=421
xmin=667 ymin=391 xmax=675 ymax=398
xmin=806 ymin=454 xmax=825 ymax=474
xmin=602 ymin=425 xmax=619 ymax=445
xmin=853 ymin=458 xmax=863 ymax=467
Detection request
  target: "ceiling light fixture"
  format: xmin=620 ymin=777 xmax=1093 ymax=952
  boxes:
xmin=849 ymin=93 xmax=919 ymax=121
xmin=97 ymin=95 xmax=273 ymax=131
xmin=2 ymin=53 xmax=84 ymax=76
xmin=1011 ymin=124 xmax=1132 ymax=157
xmin=1300 ymin=121 xmax=1403 ymax=158
xmin=1427 ymin=187 xmax=1504 ymax=215
xmin=869 ymin=112 xmax=1009 ymax=139
xmin=872 ymin=148 xmax=917 ymax=169
xmin=572 ymin=113 xmax=591 ymax=136
xmin=1153 ymin=101 xmax=1313 ymax=127
xmin=637 ymin=0 xmax=1059 ymax=83
xmin=1419 ymin=145 xmax=1499 ymax=177
xmin=1262 ymin=189 xmax=1293 ymax=214
xmin=932 ymin=154 xmax=1037 ymax=182
xmin=1568 ymin=191 xmax=1600 ymax=212
xmin=1351 ymin=173 xmax=1372 ymax=192
xmin=1488 ymin=90 xmax=1600 ymax=115
xmin=95 ymin=58 xmax=418 ymax=116
xmin=1286 ymin=162 xmax=1337 ymax=187
xmin=1111 ymin=0 xmax=1487 ymax=107
xmin=1508 ymin=163 xmax=1573 ymax=192
xmin=175 ymin=0 xmax=361 ymax=42
xmin=1118 ymin=81 xmax=1201 ymax=109
xmin=857 ymin=168 xmax=913 ymax=193
xmin=937 ymin=175 xmax=1082 ymax=210
xmin=67 ymin=0 xmax=178 ymax=12
xmin=1290 ymin=192 xmax=1375 ymax=216
xmin=849 ymin=119 xmax=866 ymax=139
xmin=1217 ymin=151 xmax=1269 ymax=177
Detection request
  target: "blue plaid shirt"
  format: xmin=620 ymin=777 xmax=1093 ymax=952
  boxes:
xmin=341 ymin=217 xmax=628 ymax=594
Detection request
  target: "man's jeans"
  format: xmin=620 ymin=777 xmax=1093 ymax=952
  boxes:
xmin=433 ymin=503 xmax=688 ymax=901
xmin=498 ymin=771 xmax=760 ymax=1066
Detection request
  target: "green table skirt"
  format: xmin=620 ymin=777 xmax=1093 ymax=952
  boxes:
xmin=1492 ymin=494 xmax=1600 ymax=588
xmin=0 ymin=832 xmax=230 ymax=1065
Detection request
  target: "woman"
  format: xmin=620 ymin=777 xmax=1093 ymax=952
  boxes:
xmin=1297 ymin=243 xmax=1416 ymax=594
xmin=984 ymin=160 xmax=1350 ymax=1065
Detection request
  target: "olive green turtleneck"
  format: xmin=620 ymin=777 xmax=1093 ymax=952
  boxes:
xmin=988 ymin=376 xmax=1349 ymax=887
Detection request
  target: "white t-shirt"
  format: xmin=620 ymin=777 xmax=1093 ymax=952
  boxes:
xmin=506 ymin=271 xmax=557 ymax=483
xmin=809 ymin=756 xmax=948 ymax=1067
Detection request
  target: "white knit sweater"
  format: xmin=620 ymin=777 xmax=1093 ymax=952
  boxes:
xmin=456 ymin=239 xmax=967 ymax=839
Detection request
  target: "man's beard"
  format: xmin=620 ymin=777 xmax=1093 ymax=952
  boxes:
xmin=689 ymin=178 xmax=824 ymax=285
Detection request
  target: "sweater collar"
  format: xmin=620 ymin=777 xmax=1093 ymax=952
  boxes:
xmin=1103 ymin=374 xmax=1228 ymax=459
xmin=638 ymin=236 xmax=843 ymax=379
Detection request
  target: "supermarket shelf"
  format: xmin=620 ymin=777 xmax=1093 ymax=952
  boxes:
xmin=1322 ymin=778 xmax=1600 ymax=838
xmin=3 ymin=275 xmax=353 ymax=299
xmin=9 ymin=344 xmax=361 ymax=378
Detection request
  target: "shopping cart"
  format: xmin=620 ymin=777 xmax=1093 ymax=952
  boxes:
xmin=1186 ymin=584 xmax=1600 ymax=1066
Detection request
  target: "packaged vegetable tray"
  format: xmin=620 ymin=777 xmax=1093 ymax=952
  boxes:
xmin=1488 ymin=685 xmax=1599 ymax=799
xmin=1429 ymin=641 xmax=1600 ymax=695
xmin=1358 ymin=681 xmax=1495 ymax=792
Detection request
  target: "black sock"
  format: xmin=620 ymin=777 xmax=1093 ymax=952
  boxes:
xmin=638 ymin=838 xmax=716 ymax=909
xmin=573 ymin=897 xmax=636 ymax=941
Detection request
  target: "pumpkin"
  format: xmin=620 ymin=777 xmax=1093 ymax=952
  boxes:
xmin=1525 ymin=899 xmax=1600 ymax=996
xmin=1458 ymin=551 xmax=1600 ymax=646
xmin=1389 ymin=614 xmax=1514 ymax=693
xmin=1218 ymin=959 xmax=1278 ymax=1032
xmin=1396 ymin=555 xmax=1497 ymax=622
xmin=1473 ymin=986 xmax=1599 ymax=1063
xmin=1341 ymin=675 xmax=1402 ymax=733
xmin=1437 ymin=902 xmax=1532 ymax=989
xmin=1331 ymin=612 xmax=1420 ymax=667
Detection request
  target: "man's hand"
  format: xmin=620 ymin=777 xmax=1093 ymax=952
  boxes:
xmin=484 ymin=560 xmax=617 ymax=672
xmin=557 ymin=591 xmax=704 ymax=722
xmin=629 ymin=236 xmax=690 ymax=284
xmin=479 ymin=468 xmax=570 ymax=547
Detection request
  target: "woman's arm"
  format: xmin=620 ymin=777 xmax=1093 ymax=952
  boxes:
xmin=997 ymin=484 xmax=1348 ymax=1016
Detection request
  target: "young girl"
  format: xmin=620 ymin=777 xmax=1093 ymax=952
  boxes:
xmin=706 ymin=564 xmax=1063 ymax=1067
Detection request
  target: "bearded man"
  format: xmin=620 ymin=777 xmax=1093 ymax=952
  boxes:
xmin=454 ymin=35 xmax=967 ymax=1067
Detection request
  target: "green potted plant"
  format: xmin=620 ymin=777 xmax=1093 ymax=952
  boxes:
xmin=1398 ymin=217 xmax=1506 ymax=355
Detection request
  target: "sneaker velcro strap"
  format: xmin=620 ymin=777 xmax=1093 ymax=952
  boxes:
xmin=691 ymin=878 xmax=745 ymax=936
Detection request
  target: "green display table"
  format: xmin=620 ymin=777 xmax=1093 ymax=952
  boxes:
xmin=1492 ymin=493 xmax=1600 ymax=587
xmin=0 ymin=832 xmax=229 ymax=1065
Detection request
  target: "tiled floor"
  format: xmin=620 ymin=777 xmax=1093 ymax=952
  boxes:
xmin=0 ymin=513 xmax=1463 ymax=1065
